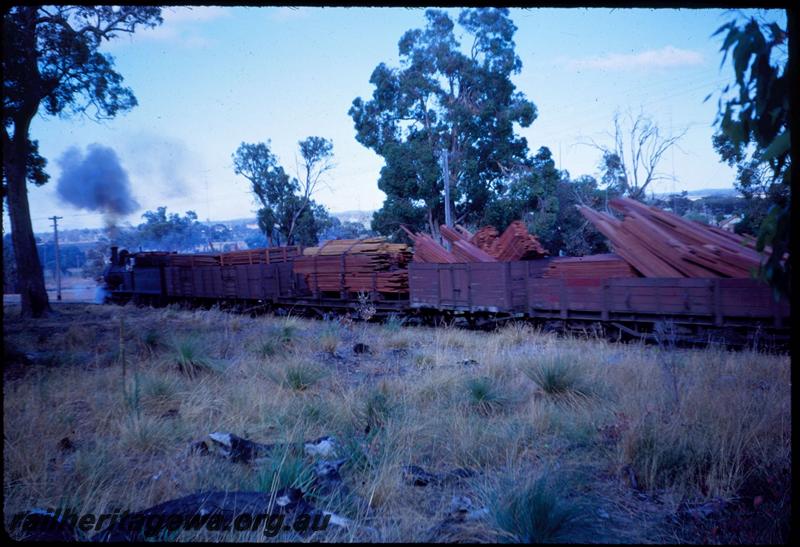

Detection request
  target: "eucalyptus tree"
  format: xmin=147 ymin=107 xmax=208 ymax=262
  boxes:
xmin=349 ymin=8 xmax=537 ymax=239
xmin=3 ymin=6 xmax=162 ymax=317
xmin=233 ymin=137 xmax=335 ymax=246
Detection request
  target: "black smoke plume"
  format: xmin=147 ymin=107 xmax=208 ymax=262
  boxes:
xmin=56 ymin=144 xmax=140 ymax=219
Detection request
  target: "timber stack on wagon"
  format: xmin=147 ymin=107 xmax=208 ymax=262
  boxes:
xmin=401 ymin=227 xmax=460 ymax=263
xmin=405 ymin=221 xmax=548 ymax=263
xmin=578 ymin=197 xmax=766 ymax=278
xmin=219 ymin=246 xmax=301 ymax=265
xmin=483 ymin=220 xmax=548 ymax=260
xmin=542 ymin=254 xmax=637 ymax=279
xmin=293 ymin=237 xmax=412 ymax=295
xmin=165 ymin=253 xmax=220 ymax=267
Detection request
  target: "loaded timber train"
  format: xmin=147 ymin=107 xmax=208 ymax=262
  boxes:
xmin=102 ymin=244 xmax=790 ymax=348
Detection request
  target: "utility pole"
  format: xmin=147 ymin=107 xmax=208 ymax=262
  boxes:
xmin=50 ymin=216 xmax=63 ymax=301
xmin=439 ymin=149 xmax=452 ymax=250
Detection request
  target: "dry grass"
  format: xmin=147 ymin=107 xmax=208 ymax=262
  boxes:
xmin=3 ymin=303 xmax=791 ymax=543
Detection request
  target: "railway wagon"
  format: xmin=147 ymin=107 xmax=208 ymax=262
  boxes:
xmin=103 ymin=246 xmax=790 ymax=346
xmin=408 ymin=261 xmax=790 ymax=344
xmin=104 ymin=247 xmax=410 ymax=316
xmin=164 ymin=262 xmax=297 ymax=301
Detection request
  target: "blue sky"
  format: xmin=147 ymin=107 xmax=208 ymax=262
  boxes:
xmin=10 ymin=6 xmax=786 ymax=232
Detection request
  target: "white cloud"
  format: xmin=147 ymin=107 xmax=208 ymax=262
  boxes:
xmin=103 ymin=6 xmax=229 ymax=49
xmin=161 ymin=6 xmax=231 ymax=24
xmin=267 ymin=6 xmax=312 ymax=22
xmin=567 ymin=46 xmax=704 ymax=71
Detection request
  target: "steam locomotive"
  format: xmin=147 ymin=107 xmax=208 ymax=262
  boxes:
xmin=102 ymin=245 xmax=790 ymax=348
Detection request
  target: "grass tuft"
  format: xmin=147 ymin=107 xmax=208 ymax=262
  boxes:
xmin=319 ymin=322 xmax=341 ymax=355
xmin=363 ymin=382 xmax=394 ymax=431
xmin=170 ymin=335 xmax=225 ymax=378
xmin=256 ymin=446 xmax=316 ymax=494
xmin=465 ymin=376 xmax=508 ymax=414
xmin=384 ymin=313 xmax=406 ymax=333
xmin=279 ymin=362 xmax=325 ymax=391
xmin=489 ymin=472 xmax=589 ymax=543
xmin=521 ymin=354 xmax=591 ymax=398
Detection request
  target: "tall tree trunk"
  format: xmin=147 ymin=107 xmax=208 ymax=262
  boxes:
xmin=5 ymin=119 xmax=51 ymax=317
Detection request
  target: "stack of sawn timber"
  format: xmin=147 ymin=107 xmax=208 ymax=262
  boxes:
xmin=405 ymin=221 xmax=548 ymax=263
xmin=165 ymin=253 xmax=220 ymax=267
xmin=440 ymin=225 xmax=498 ymax=262
xmin=401 ymin=227 xmax=460 ymax=263
xmin=219 ymin=246 xmax=301 ymax=265
xmin=293 ymin=238 xmax=412 ymax=294
xmin=578 ymin=197 xmax=764 ymax=278
xmin=483 ymin=220 xmax=548 ymax=261
xmin=542 ymin=254 xmax=637 ymax=278
xmin=469 ymin=226 xmax=499 ymax=254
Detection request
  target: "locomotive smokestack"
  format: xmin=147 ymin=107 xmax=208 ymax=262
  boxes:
xmin=110 ymin=245 xmax=118 ymax=265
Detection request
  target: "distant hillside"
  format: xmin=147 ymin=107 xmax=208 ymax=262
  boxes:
xmin=213 ymin=210 xmax=374 ymax=228
xmin=330 ymin=210 xmax=373 ymax=226
xmin=654 ymin=188 xmax=739 ymax=200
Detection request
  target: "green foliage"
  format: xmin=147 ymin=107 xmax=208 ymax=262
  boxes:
xmin=233 ymin=137 xmax=334 ymax=246
xmin=711 ymin=16 xmax=790 ymax=297
xmin=536 ymin=173 xmax=609 ymax=256
xmin=275 ymin=323 xmax=297 ymax=345
xmin=114 ymin=207 xmax=205 ymax=252
xmin=36 ymin=243 xmax=85 ymax=276
xmin=599 ymin=151 xmax=628 ymax=196
xmin=484 ymin=147 xmax=560 ymax=234
xmin=3 ymin=7 xmax=162 ymax=122
xmin=621 ymin=416 xmax=714 ymax=493
xmin=320 ymin=216 xmax=373 ymax=241
xmin=233 ymin=141 xmax=296 ymax=245
xmin=350 ymin=8 xmax=538 ymax=237
xmin=1 ymin=139 xmax=49 ymax=191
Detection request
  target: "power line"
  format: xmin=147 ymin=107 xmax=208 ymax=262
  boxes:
xmin=532 ymin=76 xmax=728 ymax=144
xmin=527 ymin=68 xmax=722 ymax=134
